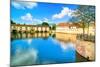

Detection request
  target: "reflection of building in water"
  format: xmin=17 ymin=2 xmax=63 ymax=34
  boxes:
xmin=11 ymin=24 xmax=50 ymax=33
xmin=55 ymin=32 xmax=76 ymax=51
xmin=56 ymin=32 xmax=95 ymax=61
xmin=12 ymin=33 xmax=50 ymax=39
xmin=56 ymin=33 xmax=77 ymax=43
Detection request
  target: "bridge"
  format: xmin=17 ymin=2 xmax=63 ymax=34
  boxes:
xmin=11 ymin=24 xmax=50 ymax=33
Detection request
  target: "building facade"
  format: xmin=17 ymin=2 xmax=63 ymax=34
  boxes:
xmin=11 ymin=24 xmax=50 ymax=33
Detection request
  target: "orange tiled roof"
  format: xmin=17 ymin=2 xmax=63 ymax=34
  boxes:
xmin=57 ymin=23 xmax=71 ymax=27
xmin=57 ymin=22 xmax=81 ymax=27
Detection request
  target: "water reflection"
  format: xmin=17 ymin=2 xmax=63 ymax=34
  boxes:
xmin=11 ymin=32 xmax=50 ymax=39
xmin=11 ymin=32 xmax=88 ymax=66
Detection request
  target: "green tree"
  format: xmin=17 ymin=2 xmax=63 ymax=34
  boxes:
xmin=52 ymin=24 xmax=56 ymax=30
xmin=42 ymin=22 xmax=49 ymax=26
xmin=71 ymin=5 xmax=95 ymax=39
xmin=11 ymin=20 xmax=16 ymax=24
xmin=84 ymin=6 xmax=95 ymax=35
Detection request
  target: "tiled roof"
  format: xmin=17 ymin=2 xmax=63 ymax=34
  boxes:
xmin=57 ymin=23 xmax=71 ymax=27
xmin=57 ymin=22 xmax=81 ymax=27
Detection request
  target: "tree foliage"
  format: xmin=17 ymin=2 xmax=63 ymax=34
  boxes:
xmin=73 ymin=5 xmax=95 ymax=23
xmin=69 ymin=5 xmax=95 ymax=39
xmin=51 ymin=24 xmax=56 ymax=30
xmin=42 ymin=22 xmax=49 ymax=26
xmin=71 ymin=5 xmax=95 ymax=34
xmin=11 ymin=20 xmax=16 ymax=24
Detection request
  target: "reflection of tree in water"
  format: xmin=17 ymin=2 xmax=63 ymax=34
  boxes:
xmin=52 ymin=34 xmax=56 ymax=38
xmin=49 ymin=33 xmax=56 ymax=38
xmin=76 ymin=34 xmax=95 ymax=42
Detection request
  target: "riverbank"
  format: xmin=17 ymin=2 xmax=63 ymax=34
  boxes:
xmin=55 ymin=32 xmax=95 ymax=61
xmin=75 ymin=40 xmax=95 ymax=61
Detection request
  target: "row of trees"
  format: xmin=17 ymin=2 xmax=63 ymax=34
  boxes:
xmin=70 ymin=5 xmax=95 ymax=39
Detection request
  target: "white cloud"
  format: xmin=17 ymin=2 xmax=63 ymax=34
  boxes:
xmin=33 ymin=19 xmax=42 ymax=24
xmin=43 ymin=18 xmax=49 ymax=22
xmin=12 ymin=1 xmax=37 ymax=9
xmin=12 ymin=1 xmax=25 ymax=9
xmin=21 ymin=13 xmax=33 ymax=22
xmin=22 ymin=2 xmax=37 ymax=9
xmin=52 ymin=7 xmax=75 ymax=19
xmin=21 ymin=13 xmax=42 ymax=25
xmin=43 ymin=18 xmax=54 ymax=24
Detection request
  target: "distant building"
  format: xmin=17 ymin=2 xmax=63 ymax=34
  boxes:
xmin=56 ymin=22 xmax=82 ymax=34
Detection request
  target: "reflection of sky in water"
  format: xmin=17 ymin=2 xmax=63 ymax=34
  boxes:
xmin=11 ymin=37 xmax=76 ymax=66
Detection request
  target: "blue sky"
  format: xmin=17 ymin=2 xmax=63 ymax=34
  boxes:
xmin=11 ymin=1 xmax=78 ymax=25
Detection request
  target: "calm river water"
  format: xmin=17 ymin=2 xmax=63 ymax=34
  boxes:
xmin=11 ymin=33 xmax=88 ymax=66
